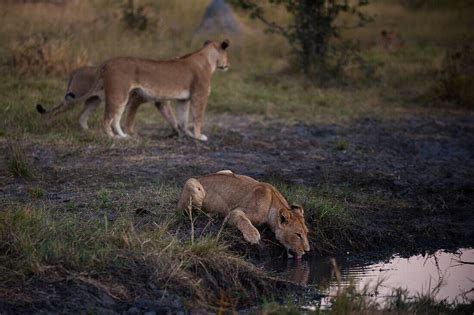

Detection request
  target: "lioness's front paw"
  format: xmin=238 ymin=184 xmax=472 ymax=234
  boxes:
xmin=243 ymin=227 xmax=261 ymax=244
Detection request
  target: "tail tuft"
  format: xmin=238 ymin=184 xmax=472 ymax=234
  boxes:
xmin=36 ymin=104 xmax=47 ymax=114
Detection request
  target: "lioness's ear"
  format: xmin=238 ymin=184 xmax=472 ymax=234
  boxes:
xmin=291 ymin=204 xmax=304 ymax=215
xmin=221 ymin=39 xmax=230 ymax=50
xmin=279 ymin=208 xmax=291 ymax=225
xmin=203 ymin=40 xmax=212 ymax=47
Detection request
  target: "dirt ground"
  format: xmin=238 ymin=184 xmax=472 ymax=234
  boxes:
xmin=1 ymin=112 xmax=474 ymax=312
xmin=2 ymin=113 xmax=474 ymax=247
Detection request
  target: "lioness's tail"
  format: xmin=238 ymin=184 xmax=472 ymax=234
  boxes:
xmin=36 ymin=65 xmax=105 ymax=118
xmin=36 ymin=92 xmax=77 ymax=116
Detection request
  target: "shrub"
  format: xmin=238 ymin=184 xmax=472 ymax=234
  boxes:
xmin=435 ymin=45 xmax=474 ymax=108
xmin=230 ymin=0 xmax=373 ymax=82
xmin=8 ymin=33 xmax=88 ymax=76
xmin=121 ymin=0 xmax=154 ymax=32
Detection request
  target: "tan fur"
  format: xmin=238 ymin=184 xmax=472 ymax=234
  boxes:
xmin=36 ymin=66 xmax=179 ymax=135
xmin=177 ymin=171 xmax=310 ymax=259
xmin=54 ymin=39 xmax=230 ymax=140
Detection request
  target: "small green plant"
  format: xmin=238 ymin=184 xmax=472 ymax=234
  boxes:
xmin=435 ymin=45 xmax=474 ymax=108
xmin=7 ymin=141 xmax=32 ymax=179
xmin=98 ymin=190 xmax=111 ymax=207
xmin=335 ymin=139 xmax=349 ymax=151
xmin=27 ymin=186 xmax=44 ymax=199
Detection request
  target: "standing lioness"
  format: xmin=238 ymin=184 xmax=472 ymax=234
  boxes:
xmin=55 ymin=39 xmax=230 ymax=140
xmin=177 ymin=170 xmax=310 ymax=259
xmin=36 ymin=66 xmax=178 ymax=134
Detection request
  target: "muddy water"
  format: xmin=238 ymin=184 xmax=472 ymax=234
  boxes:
xmin=265 ymin=248 xmax=473 ymax=306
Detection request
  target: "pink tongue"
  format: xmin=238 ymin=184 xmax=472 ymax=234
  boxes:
xmin=295 ymin=254 xmax=302 ymax=260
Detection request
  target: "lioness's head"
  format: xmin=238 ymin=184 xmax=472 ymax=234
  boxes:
xmin=204 ymin=39 xmax=230 ymax=71
xmin=275 ymin=204 xmax=310 ymax=259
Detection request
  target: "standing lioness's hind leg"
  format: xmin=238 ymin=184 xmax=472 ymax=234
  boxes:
xmin=124 ymin=93 xmax=146 ymax=135
xmin=177 ymin=178 xmax=206 ymax=212
xmin=111 ymin=101 xmax=129 ymax=138
xmin=156 ymin=101 xmax=180 ymax=135
xmin=79 ymin=96 xmax=100 ymax=130
xmin=175 ymin=100 xmax=190 ymax=136
xmin=104 ymin=91 xmax=129 ymax=138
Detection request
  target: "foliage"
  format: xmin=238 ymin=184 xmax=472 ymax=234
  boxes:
xmin=122 ymin=0 xmax=153 ymax=32
xmin=8 ymin=33 xmax=88 ymax=77
xmin=230 ymin=0 xmax=373 ymax=82
xmin=435 ymin=45 xmax=474 ymax=108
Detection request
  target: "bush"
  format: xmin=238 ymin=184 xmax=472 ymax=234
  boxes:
xmin=230 ymin=0 xmax=373 ymax=82
xmin=435 ymin=45 xmax=474 ymax=108
xmin=121 ymin=0 xmax=155 ymax=32
xmin=8 ymin=33 xmax=89 ymax=76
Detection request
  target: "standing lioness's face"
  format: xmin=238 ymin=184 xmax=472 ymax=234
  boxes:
xmin=205 ymin=39 xmax=230 ymax=71
xmin=217 ymin=39 xmax=230 ymax=71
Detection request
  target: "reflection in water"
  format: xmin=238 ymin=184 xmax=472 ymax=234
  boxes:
xmin=283 ymin=260 xmax=310 ymax=286
xmin=265 ymin=248 xmax=474 ymax=305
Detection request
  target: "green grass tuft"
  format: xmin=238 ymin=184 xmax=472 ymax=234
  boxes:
xmin=26 ymin=186 xmax=44 ymax=199
xmin=271 ymin=182 xmax=354 ymax=253
xmin=6 ymin=141 xmax=33 ymax=179
xmin=335 ymin=139 xmax=349 ymax=151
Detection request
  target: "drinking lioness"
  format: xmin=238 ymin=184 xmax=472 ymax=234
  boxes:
xmin=177 ymin=170 xmax=310 ymax=259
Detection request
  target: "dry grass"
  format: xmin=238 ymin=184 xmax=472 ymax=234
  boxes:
xmin=0 ymin=0 xmax=471 ymax=144
xmin=434 ymin=45 xmax=474 ymax=108
xmin=1 ymin=0 xmax=474 ymax=312
xmin=6 ymin=140 xmax=33 ymax=179
xmin=0 ymin=206 xmax=286 ymax=308
xmin=8 ymin=33 xmax=89 ymax=76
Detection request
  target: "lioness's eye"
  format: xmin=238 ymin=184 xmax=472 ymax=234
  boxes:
xmin=296 ymin=233 xmax=302 ymax=239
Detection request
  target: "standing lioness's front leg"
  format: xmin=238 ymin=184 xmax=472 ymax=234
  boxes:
xmin=190 ymin=90 xmax=209 ymax=141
